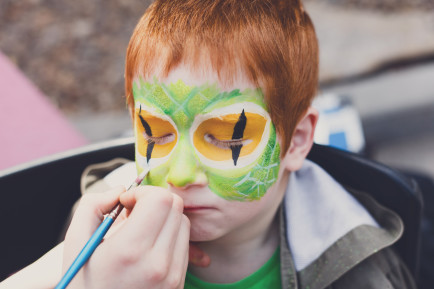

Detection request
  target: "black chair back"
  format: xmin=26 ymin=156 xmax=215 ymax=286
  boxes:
xmin=0 ymin=140 xmax=423 ymax=284
xmin=0 ymin=138 xmax=135 ymax=280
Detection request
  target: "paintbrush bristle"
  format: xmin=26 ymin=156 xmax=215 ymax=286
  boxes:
xmin=132 ymin=168 xmax=150 ymax=187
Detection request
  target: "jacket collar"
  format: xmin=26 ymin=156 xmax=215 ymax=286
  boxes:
xmin=279 ymin=160 xmax=403 ymax=289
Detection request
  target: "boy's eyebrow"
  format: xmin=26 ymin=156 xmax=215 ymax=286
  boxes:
xmin=138 ymin=105 xmax=155 ymax=163
xmin=231 ymin=109 xmax=247 ymax=166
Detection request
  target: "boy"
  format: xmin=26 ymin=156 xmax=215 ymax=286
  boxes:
xmin=0 ymin=0 xmax=417 ymax=288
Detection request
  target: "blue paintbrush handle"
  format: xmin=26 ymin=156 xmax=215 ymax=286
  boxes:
xmin=55 ymin=215 xmax=115 ymax=289
xmin=55 ymin=168 xmax=148 ymax=288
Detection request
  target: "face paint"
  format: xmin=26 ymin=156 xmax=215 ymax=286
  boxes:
xmin=230 ymin=109 xmax=247 ymax=166
xmin=133 ymin=78 xmax=280 ymax=201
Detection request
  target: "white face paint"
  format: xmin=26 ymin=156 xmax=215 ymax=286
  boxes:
xmin=142 ymin=63 xmax=257 ymax=92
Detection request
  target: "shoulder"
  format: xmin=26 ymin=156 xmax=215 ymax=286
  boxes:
xmin=280 ymin=159 xmax=418 ymax=289
xmin=330 ymin=247 xmax=417 ymax=289
xmin=81 ymin=158 xmax=134 ymax=195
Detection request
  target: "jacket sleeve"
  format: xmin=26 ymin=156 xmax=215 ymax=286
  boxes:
xmin=329 ymin=247 xmax=417 ymax=289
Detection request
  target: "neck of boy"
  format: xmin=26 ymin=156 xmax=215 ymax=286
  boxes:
xmin=188 ymin=198 xmax=282 ymax=284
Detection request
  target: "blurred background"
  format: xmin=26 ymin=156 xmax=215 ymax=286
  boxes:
xmin=0 ymin=0 xmax=434 ymax=285
xmin=0 ymin=0 xmax=433 ymax=174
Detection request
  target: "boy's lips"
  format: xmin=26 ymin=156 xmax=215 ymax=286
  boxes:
xmin=183 ymin=205 xmax=215 ymax=212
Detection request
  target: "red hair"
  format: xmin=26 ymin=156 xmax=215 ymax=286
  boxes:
xmin=125 ymin=0 xmax=319 ymax=153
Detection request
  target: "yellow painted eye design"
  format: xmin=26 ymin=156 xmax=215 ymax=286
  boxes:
xmin=135 ymin=107 xmax=178 ymax=163
xmin=193 ymin=110 xmax=267 ymax=165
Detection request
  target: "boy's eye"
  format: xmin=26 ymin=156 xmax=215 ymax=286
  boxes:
xmin=135 ymin=107 xmax=178 ymax=163
xmin=143 ymin=132 xmax=176 ymax=145
xmin=193 ymin=111 xmax=267 ymax=165
xmin=204 ymin=134 xmax=251 ymax=149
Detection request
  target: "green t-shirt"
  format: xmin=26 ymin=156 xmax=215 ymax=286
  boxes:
xmin=184 ymin=247 xmax=281 ymax=289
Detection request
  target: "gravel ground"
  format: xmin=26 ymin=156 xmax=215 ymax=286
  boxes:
xmin=305 ymin=0 xmax=434 ymax=11
xmin=0 ymin=0 xmax=432 ymax=115
xmin=0 ymin=0 xmax=153 ymax=114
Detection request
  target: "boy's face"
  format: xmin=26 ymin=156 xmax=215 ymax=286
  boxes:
xmin=132 ymin=66 xmax=287 ymax=241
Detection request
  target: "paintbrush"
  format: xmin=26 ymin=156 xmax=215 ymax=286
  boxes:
xmin=55 ymin=168 xmax=150 ymax=289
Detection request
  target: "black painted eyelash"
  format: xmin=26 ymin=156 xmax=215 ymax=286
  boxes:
xmin=204 ymin=134 xmax=247 ymax=149
xmin=143 ymin=132 xmax=176 ymax=145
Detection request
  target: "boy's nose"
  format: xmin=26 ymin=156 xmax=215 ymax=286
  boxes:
xmin=167 ymin=135 xmax=207 ymax=188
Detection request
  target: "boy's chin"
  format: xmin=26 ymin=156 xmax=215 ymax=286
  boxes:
xmin=189 ymin=223 xmax=223 ymax=242
xmin=189 ymin=228 xmax=218 ymax=242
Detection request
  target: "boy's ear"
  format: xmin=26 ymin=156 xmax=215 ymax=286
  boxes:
xmin=281 ymin=107 xmax=319 ymax=172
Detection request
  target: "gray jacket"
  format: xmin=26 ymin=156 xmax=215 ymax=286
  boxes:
xmin=79 ymin=158 xmax=417 ymax=289
xmin=279 ymin=161 xmax=417 ymax=289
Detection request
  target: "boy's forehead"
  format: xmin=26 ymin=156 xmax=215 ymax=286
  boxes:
xmin=133 ymin=78 xmax=266 ymax=127
xmin=160 ymin=64 xmax=256 ymax=91
xmin=133 ymin=66 xmax=267 ymax=127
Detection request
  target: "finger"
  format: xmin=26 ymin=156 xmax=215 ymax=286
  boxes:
xmin=63 ymin=186 xmax=125 ymax=268
xmin=105 ymin=209 xmax=128 ymax=238
xmin=117 ymin=186 xmax=174 ymax=247
xmin=179 ymin=252 xmax=189 ymax=289
xmin=65 ymin=186 xmax=125 ymax=243
xmin=181 ymin=217 xmax=191 ymax=288
xmin=189 ymin=243 xmax=211 ymax=268
xmin=168 ymin=214 xmax=190 ymax=289
xmin=120 ymin=185 xmax=171 ymax=211
xmin=152 ymin=194 xmax=184 ymax=252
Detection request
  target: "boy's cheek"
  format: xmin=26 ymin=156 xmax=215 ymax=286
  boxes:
xmin=135 ymin=133 xmax=281 ymax=202
xmin=206 ymin=134 xmax=281 ymax=201
xmin=137 ymin=162 xmax=170 ymax=188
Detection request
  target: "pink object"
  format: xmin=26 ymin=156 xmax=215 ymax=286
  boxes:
xmin=0 ymin=52 xmax=88 ymax=171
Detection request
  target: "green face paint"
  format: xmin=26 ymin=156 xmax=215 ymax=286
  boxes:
xmin=133 ymin=78 xmax=280 ymax=201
